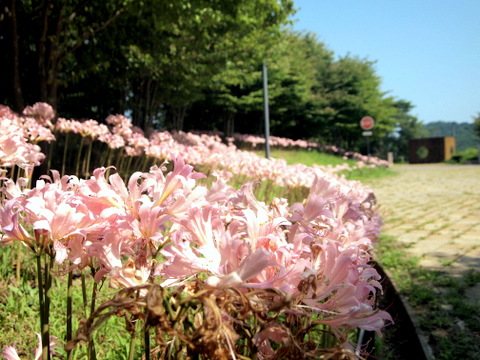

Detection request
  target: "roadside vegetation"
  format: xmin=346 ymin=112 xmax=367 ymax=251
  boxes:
xmin=1 ymin=1 xmax=426 ymax=162
xmin=0 ymin=104 xmax=395 ymax=360
xmin=449 ymin=147 xmax=479 ymax=164
xmin=3 ymin=102 xmax=478 ymax=360
xmin=2 ymin=1 xmax=479 ymax=358
xmin=260 ymin=148 xmax=396 ymax=181
xmin=374 ymin=236 xmax=480 ymax=359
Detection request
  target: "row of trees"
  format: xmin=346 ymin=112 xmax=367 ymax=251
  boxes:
xmin=0 ymin=0 xmax=422 ymax=156
xmin=474 ymin=113 xmax=480 ymax=139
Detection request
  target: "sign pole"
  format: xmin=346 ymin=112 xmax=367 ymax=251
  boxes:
xmin=360 ymin=116 xmax=375 ymax=157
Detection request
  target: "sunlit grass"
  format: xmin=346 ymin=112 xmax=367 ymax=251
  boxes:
xmin=254 ymin=148 xmax=396 ymax=182
xmin=374 ymin=235 xmax=480 ymax=359
xmin=254 ymin=148 xmax=355 ymax=167
xmin=0 ymin=247 xmax=143 ymax=359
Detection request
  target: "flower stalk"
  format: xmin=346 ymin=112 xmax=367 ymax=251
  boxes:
xmin=66 ymin=270 xmax=73 ymax=360
xmin=36 ymin=251 xmax=52 ymax=360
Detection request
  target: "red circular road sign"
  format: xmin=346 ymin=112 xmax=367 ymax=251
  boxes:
xmin=360 ymin=116 xmax=375 ymax=130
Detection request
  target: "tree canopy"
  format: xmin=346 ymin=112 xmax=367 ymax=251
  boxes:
xmin=473 ymin=113 xmax=480 ymax=140
xmin=0 ymin=0 xmax=420 ymax=154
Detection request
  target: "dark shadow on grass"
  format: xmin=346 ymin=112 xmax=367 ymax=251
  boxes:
xmin=365 ymin=262 xmax=431 ymax=360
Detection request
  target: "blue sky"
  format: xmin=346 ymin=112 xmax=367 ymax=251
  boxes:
xmin=292 ymin=0 xmax=480 ymax=124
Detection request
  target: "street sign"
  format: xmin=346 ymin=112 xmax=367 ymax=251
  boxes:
xmin=360 ymin=116 xmax=375 ymax=130
xmin=362 ymin=131 xmax=373 ymax=137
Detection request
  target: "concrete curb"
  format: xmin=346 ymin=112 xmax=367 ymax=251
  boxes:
xmin=375 ymin=262 xmax=435 ymax=360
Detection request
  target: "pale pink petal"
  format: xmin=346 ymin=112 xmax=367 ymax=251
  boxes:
xmin=1 ymin=346 xmax=21 ymax=360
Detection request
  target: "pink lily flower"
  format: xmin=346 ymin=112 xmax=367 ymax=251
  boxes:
xmin=2 ymin=333 xmax=57 ymax=360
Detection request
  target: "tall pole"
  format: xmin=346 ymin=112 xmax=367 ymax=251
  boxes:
xmin=262 ymin=62 xmax=271 ymax=159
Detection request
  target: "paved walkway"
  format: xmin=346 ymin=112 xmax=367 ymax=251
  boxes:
xmin=367 ymin=164 xmax=480 ymax=297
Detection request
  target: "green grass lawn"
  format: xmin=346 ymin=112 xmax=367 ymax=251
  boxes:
xmin=375 ymin=236 xmax=480 ymax=360
xmin=254 ymin=148 xmax=396 ymax=182
xmin=254 ymin=148 xmax=354 ymax=167
xmin=259 ymin=148 xmax=356 ymax=167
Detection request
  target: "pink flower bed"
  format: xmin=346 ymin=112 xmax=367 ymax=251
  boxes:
xmin=0 ymin=103 xmax=391 ymax=359
xmin=1 ymin=103 xmax=389 ymax=188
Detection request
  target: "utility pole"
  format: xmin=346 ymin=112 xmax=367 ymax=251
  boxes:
xmin=262 ymin=62 xmax=270 ymax=159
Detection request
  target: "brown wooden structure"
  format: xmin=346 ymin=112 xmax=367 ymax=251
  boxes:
xmin=408 ymin=137 xmax=456 ymax=163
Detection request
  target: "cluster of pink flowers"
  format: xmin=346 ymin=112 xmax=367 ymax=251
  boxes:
xmin=0 ymin=103 xmax=394 ymax=358
xmin=1 ymin=154 xmax=390 ymax=354
xmin=52 ymin=114 xmax=338 ymax=187
xmin=233 ymin=133 xmax=391 ymax=168
xmin=234 ymin=133 xmax=318 ymax=149
xmin=343 ymin=151 xmax=391 ymax=168
xmin=0 ymin=104 xmax=390 ymax=191
xmin=0 ymin=104 xmax=56 ymax=176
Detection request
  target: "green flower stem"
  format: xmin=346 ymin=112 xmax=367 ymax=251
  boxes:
xmin=15 ymin=164 xmax=19 ymax=181
xmin=44 ymin=255 xmax=53 ymax=360
xmin=101 ymin=144 xmax=115 ymax=170
xmin=81 ymin=270 xmax=88 ymax=318
xmin=88 ymin=281 xmax=98 ymax=360
xmin=62 ymin=132 xmax=70 ymax=176
xmin=36 ymin=254 xmax=46 ymax=360
xmin=80 ymin=270 xmax=97 ymax=360
xmin=75 ymin=136 xmax=85 ymax=177
xmin=66 ymin=270 xmax=73 ymax=360
xmin=36 ymin=252 xmax=51 ymax=360
xmin=106 ymin=147 xmax=114 ymax=167
xmin=15 ymin=241 xmax=22 ymax=283
xmin=116 ymin=151 xmax=125 ymax=176
xmin=84 ymin=140 xmax=94 ymax=178
xmin=46 ymin=140 xmax=54 ymax=175
xmin=144 ymin=328 xmax=150 ymax=360
xmin=123 ymin=156 xmax=133 ymax=178
xmin=141 ymin=155 xmax=152 ymax=172
xmin=128 ymin=324 xmax=137 ymax=360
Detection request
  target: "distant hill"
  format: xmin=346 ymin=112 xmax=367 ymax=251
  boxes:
xmin=421 ymin=121 xmax=479 ymax=152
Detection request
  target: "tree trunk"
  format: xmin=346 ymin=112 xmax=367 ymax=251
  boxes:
xmin=144 ymin=78 xmax=152 ymax=129
xmin=46 ymin=4 xmax=64 ymax=108
xmin=224 ymin=111 xmax=235 ymax=138
xmin=144 ymin=81 xmax=160 ymax=133
xmin=7 ymin=0 xmax=25 ymax=110
xmin=37 ymin=0 xmax=50 ymax=102
xmin=171 ymin=105 xmax=187 ymax=131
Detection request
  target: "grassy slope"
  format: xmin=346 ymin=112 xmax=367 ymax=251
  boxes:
xmin=258 ymin=149 xmax=355 ymax=167
xmin=254 ymin=148 xmax=396 ymax=182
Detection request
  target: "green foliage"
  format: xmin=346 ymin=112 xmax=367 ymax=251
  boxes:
xmin=0 ymin=248 xmax=140 ymax=359
xmin=423 ymin=121 xmax=479 ymax=151
xmin=450 ymin=147 xmax=478 ymax=164
xmin=1 ymin=0 xmax=421 ymax=150
xmin=315 ymin=56 xmax=397 ymax=149
xmin=464 ymin=269 xmax=480 ymax=287
xmin=374 ymin=235 xmax=480 ymax=359
xmin=341 ymin=166 xmax=396 ymax=182
xmin=0 ymin=0 xmax=133 ymax=110
xmin=252 ymin=148 xmax=395 ymax=182
xmin=474 ymin=113 xmax=480 ymax=139
xmin=378 ymin=100 xmax=426 ymax=162
xmin=256 ymin=148 xmax=356 ymax=167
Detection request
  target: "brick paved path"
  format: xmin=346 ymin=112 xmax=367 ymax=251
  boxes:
xmin=368 ymin=164 xmax=480 ymax=297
